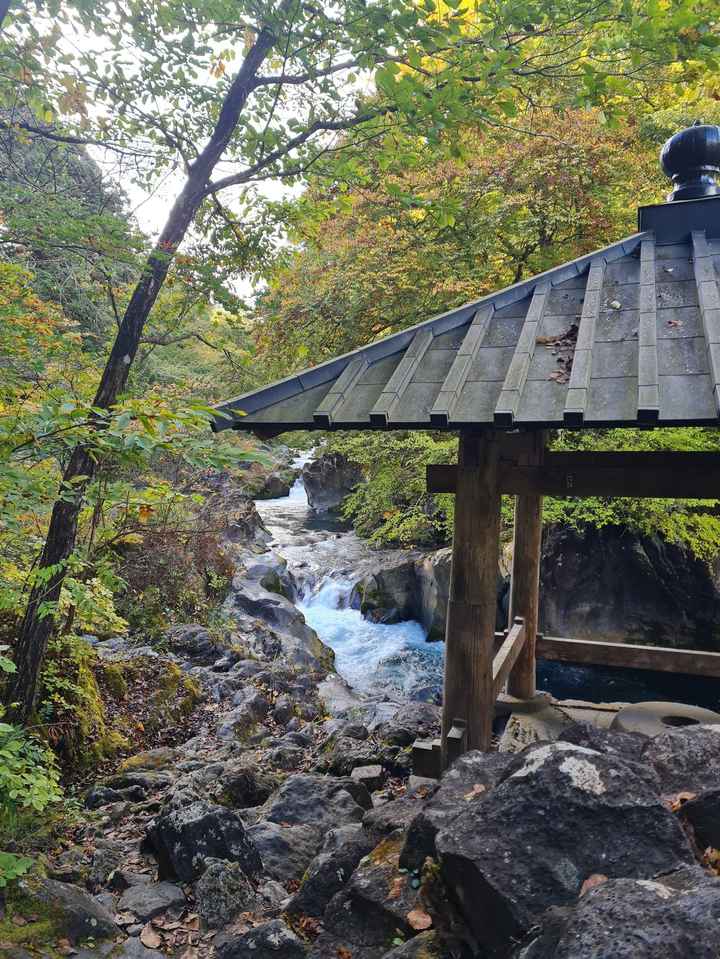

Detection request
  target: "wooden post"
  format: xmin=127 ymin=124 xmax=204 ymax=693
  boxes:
xmin=442 ymin=430 xmax=501 ymax=764
xmin=507 ymin=431 xmax=545 ymax=699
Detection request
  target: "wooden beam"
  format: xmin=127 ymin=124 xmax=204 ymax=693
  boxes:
xmin=692 ymin=230 xmax=720 ymax=414
xmin=368 ymin=329 xmax=434 ymax=426
xmin=507 ymin=431 xmax=545 ymax=698
xmin=442 ymin=430 xmax=501 ymax=762
xmin=428 ymin=451 xmax=720 ymax=498
xmin=564 ymin=260 xmax=605 ymax=425
xmin=537 ymin=634 xmax=720 ymax=679
xmin=492 ymin=617 xmax=527 ymax=699
xmin=638 ymin=236 xmax=659 ymax=422
xmin=430 ymin=306 xmax=494 ymax=426
xmin=495 ymin=283 xmax=549 ymax=426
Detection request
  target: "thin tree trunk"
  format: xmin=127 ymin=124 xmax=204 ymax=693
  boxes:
xmin=5 ymin=25 xmax=277 ymax=723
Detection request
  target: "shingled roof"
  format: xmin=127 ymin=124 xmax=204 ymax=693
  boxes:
xmin=214 ymin=139 xmax=720 ymax=434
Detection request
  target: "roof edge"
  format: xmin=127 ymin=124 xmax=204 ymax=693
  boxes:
xmin=212 ymin=231 xmax=648 ymax=432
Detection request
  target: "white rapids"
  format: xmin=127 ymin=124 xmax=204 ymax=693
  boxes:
xmin=254 ymin=454 xmax=444 ymax=701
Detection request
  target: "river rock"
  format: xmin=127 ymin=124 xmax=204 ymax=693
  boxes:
xmin=302 ymin=452 xmax=363 ymax=513
xmin=679 ymin=787 xmax=720 ymax=848
xmin=219 ymin=761 xmax=279 ymax=808
xmin=195 ymin=859 xmax=260 ymax=927
xmin=118 ymin=881 xmax=185 ymax=921
xmin=351 ymin=556 xmax=420 ymax=624
xmin=165 ymin=623 xmax=220 ymax=663
xmin=517 ymin=865 xmax=720 ymax=959
xmin=374 ymin=701 xmax=441 ymax=747
xmin=248 ymin=820 xmax=323 ymax=882
xmin=286 ymin=825 xmax=375 ymax=917
xmin=540 ymin=524 xmax=720 ymax=647
xmin=319 ymin=832 xmax=426 ymax=953
xmin=243 ymin=551 xmax=297 ymax=600
xmin=401 ymin=750 xmax=514 ymax=870
xmin=414 ymin=548 xmax=452 ymax=640
xmin=382 ymin=932 xmax=443 ymax=958
xmin=146 ymin=800 xmax=262 ymax=882
xmin=262 ymin=773 xmax=371 ymax=830
xmin=254 ymin=471 xmax=294 ymax=499
xmin=436 ymin=741 xmax=694 ymax=957
xmin=223 ymin=577 xmax=334 ymax=670
xmin=21 ymin=878 xmax=119 ymax=942
xmin=641 ymin=724 xmax=720 ymax=795
xmin=216 ymin=920 xmax=308 ymax=959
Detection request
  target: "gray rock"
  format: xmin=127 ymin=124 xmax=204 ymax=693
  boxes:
xmin=517 ymin=865 xmax=720 ymax=959
xmin=117 ymin=881 xmax=185 ymax=921
xmin=195 ymin=859 xmax=260 ymax=927
xmin=374 ymin=701 xmax=441 ymax=748
xmin=85 ymin=786 xmax=123 ymax=809
xmin=267 ymin=743 xmax=305 ymax=770
xmin=146 ymin=800 xmax=261 ymax=882
xmin=302 ymin=453 xmax=363 ymax=513
xmin=116 ymin=939 xmax=164 ymax=959
xmin=315 ymin=736 xmax=379 ymax=776
xmin=381 ymin=932 xmax=443 ymax=957
xmin=262 ymin=773 xmax=371 ymax=830
xmin=286 ymin=827 xmax=374 ymax=917
xmin=273 ymin=694 xmax=296 ymax=724
xmin=363 ymin=793 xmax=430 ymax=848
xmin=642 ymin=724 xmax=720 ymax=795
xmin=166 ymin=623 xmax=221 ymax=663
xmin=21 ymin=878 xmax=119 ymax=942
xmin=351 ymin=765 xmax=384 ymax=791
xmin=216 ymin=919 xmax=308 ymax=959
xmin=321 ymin=832 xmax=424 ymax=950
xmin=247 ymin=820 xmax=323 ymax=883
xmin=679 ymin=787 xmax=720 ymax=848
xmin=87 ymin=841 xmax=124 ymax=892
xmin=219 ymin=761 xmax=279 ymax=808
xmin=401 ymin=750 xmax=513 ymax=871
xmin=540 ymin=524 xmax=720 ymax=647
xmin=414 ymin=548 xmax=452 ymax=640
xmin=437 ymin=742 xmax=694 ymax=957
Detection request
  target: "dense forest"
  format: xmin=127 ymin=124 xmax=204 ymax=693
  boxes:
xmin=2 ymin=0 xmax=720 ymax=944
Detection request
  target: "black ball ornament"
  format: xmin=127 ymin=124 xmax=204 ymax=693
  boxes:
xmin=660 ymin=122 xmax=720 ymax=201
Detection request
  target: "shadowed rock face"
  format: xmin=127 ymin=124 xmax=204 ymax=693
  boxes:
xmin=302 ymin=452 xmax=363 ymax=513
xmin=435 ymin=742 xmax=694 ymax=958
xmin=540 ymin=524 xmax=720 ymax=649
xmin=517 ymin=866 xmax=720 ymax=959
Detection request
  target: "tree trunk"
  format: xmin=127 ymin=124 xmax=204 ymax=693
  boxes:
xmin=5 ymin=26 xmax=277 ymax=723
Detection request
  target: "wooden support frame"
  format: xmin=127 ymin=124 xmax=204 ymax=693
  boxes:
xmin=492 ymin=617 xmax=527 ymax=698
xmin=441 ymin=430 xmax=501 ymax=762
xmin=428 ymin=450 xmax=720 ymax=499
xmin=537 ymin=635 xmax=720 ymax=679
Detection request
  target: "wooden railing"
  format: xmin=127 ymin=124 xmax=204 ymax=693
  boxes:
xmin=492 ymin=616 xmax=526 ymax=698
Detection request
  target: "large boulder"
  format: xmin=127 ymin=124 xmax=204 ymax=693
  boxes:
xmin=261 ymin=773 xmax=372 ymax=830
xmin=641 ymin=724 xmax=720 ymax=795
xmin=117 ymin=882 xmax=185 ymax=921
xmin=414 ymin=548 xmax=452 ymax=640
xmin=401 ymin=750 xmax=514 ymax=871
xmin=20 ymin=878 xmax=119 ymax=943
xmin=540 ymin=524 xmax=720 ymax=647
xmin=195 ymin=858 xmax=261 ymax=927
xmin=247 ymin=820 xmax=323 ymax=883
xmin=223 ymin=576 xmax=334 ymax=671
xmin=351 ymin=556 xmax=420 ymax=625
xmin=286 ymin=825 xmax=374 ymax=917
xmin=302 ymin=453 xmax=363 ymax=513
xmin=316 ymin=832 xmax=428 ymax=956
xmin=165 ymin=624 xmax=221 ymax=664
xmin=436 ymin=742 xmax=694 ymax=957
xmin=146 ymin=800 xmax=262 ymax=882
xmin=518 ymin=865 xmax=720 ymax=959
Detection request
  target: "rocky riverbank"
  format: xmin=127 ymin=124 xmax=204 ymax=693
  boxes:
xmin=9 ymin=451 xmax=720 ymax=959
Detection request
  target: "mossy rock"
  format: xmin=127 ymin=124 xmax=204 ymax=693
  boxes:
xmin=6 ymin=878 xmax=118 ymax=949
xmin=119 ymin=746 xmax=179 ymax=772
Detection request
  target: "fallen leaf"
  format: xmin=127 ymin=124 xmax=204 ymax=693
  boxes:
xmin=668 ymin=790 xmax=697 ymax=812
xmin=389 ymin=876 xmax=406 ymax=900
xmin=56 ymin=939 xmax=76 ymax=956
xmin=580 ymin=873 xmax=608 ymax=896
xmin=11 ymin=917 xmax=27 ymax=927
xmin=463 ymin=783 xmax=486 ymax=801
xmin=337 ymin=948 xmax=353 ymax=959
xmin=140 ymin=924 xmax=163 ymax=949
xmin=407 ymin=908 xmax=433 ymax=931
xmin=609 ymin=299 xmax=622 ymax=310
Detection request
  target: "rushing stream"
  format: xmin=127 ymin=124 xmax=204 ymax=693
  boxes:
xmin=255 ymin=454 xmax=720 ymax=711
xmin=254 ymin=457 xmax=443 ymax=701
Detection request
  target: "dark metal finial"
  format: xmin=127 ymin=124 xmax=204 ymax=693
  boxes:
xmin=660 ymin=123 xmax=720 ymax=201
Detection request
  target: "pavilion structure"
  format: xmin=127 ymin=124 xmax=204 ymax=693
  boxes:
xmin=214 ymin=124 xmax=720 ymax=768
